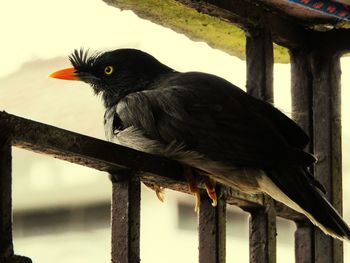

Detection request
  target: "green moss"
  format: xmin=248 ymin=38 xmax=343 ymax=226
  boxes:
xmin=103 ymin=0 xmax=290 ymax=63
xmin=273 ymin=44 xmax=289 ymax=64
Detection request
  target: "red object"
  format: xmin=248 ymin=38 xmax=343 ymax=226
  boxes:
xmin=339 ymin=10 xmax=348 ymax=16
xmin=312 ymin=2 xmax=325 ymax=8
xmin=327 ymin=5 xmax=337 ymax=12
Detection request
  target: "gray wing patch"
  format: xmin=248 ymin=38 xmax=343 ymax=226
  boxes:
xmin=116 ymin=93 xmax=161 ymax=140
xmin=104 ymin=106 xmax=116 ymax=142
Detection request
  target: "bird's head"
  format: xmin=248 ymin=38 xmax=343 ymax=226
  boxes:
xmin=49 ymin=48 xmax=173 ymax=107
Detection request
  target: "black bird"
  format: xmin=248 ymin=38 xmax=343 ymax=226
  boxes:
xmin=50 ymin=48 xmax=350 ymax=240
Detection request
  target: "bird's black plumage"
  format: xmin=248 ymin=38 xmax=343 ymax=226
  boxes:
xmin=60 ymin=48 xmax=349 ymax=239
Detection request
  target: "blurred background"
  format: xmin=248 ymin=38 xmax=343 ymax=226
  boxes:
xmin=1 ymin=0 xmax=349 ymax=262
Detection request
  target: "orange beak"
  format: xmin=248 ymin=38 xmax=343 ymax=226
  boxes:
xmin=49 ymin=67 xmax=80 ymax=81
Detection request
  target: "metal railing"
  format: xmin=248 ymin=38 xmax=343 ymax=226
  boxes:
xmin=0 ymin=19 xmax=347 ymax=263
xmin=0 ymin=107 xmax=305 ymax=263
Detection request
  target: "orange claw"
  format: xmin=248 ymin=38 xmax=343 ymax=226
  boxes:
xmin=204 ymin=176 xmax=217 ymax=207
xmin=184 ymin=167 xmax=201 ymax=213
xmin=155 ymin=187 xmax=165 ymax=202
xmin=194 ymin=191 xmax=201 ymax=213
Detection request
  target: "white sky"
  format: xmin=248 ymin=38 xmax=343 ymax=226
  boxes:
xmin=0 ymin=0 xmax=246 ymax=86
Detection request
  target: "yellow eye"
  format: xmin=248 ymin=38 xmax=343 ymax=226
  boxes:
xmin=104 ymin=66 xmax=114 ymax=75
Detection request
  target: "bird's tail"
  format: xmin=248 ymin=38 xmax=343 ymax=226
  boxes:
xmin=263 ymin=166 xmax=350 ymax=240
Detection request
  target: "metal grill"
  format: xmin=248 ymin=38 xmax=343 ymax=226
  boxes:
xmin=0 ymin=13 xmax=347 ymax=263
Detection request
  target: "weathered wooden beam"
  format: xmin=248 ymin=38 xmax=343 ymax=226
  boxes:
xmin=111 ymin=172 xmax=141 ymax=263
xmin=311 ymin=50 xmax=343 ymax=263
xmin=103 ymin=0 xmax=249 ymax=61
xmin=176 ymin=0 xmax=310 ymax=49
xmin=198 ymin=189 xmax=226 ymax=263
xmin=245 ymin=26 xmax=277 ymax=263
xmin=103 ymin=0 xmax=306 ymax=62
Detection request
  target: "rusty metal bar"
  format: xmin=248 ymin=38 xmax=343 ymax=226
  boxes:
xmin=290 ymin=49 xmax=313 ymax=145
xmin=246 ymin=25 xmax=277 ymax=263
xmin=0 ymin=111 xmax=183 ymax=182
xmin=0 ymin=133 xmax=32 ymax=263
xmin=0 ymin=111 xmax=305 ymax=220
xmin=111 ymin=172 xmax=141 ymax=263
xmin=290 ymin=48 xmax=316 ymax=263
xmin=311 ymin=50 xmax=343 ymax=263
xmin=198 ymin=189 xmax=226 ymax=263
xmin=290 ymin=47 xmax=344 ymax=263
xmin=294 ymin=221 xmax=315 ymax=262
xmin=0 ymin=136 xmax=14 ymax=260
xmin=246 ymin=26 xmax=274 ymax=102
xmin=249 ymin=200 xmax=277 ymax=263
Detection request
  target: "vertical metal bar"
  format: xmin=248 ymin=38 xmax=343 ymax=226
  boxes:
xmin=0 ymin=133 xmax=33 ymax=263
xmin=290 ymin=48 xmax=315 ymax=263
xmin=246 ymin=24 xmax=276 ymax=263
xmin=310 ymin=50 xmax=343 ymax=263
xmin=290 ymin=49 xmax=313 ymax=144
xmin=249 ymin=199 xmax=276 ymax=263
xmin=0 ymin=136 xmax=14 ymax=259
xmin=246 ymin=27 xmax=274 ymax=102
xmin=111 ymin=172 xmax=141 ymax=263
xmin=294 ymin=221 xmax=314 ymax=263
xmin=198 ymin=189 xmax=226 ymax=263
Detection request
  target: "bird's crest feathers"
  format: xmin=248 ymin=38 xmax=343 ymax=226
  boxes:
xmin=69 ymin=48 xmax=100 ymax=71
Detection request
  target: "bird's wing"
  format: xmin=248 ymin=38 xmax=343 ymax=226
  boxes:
xmin=265 ymin=165 xmax=350 ymax=239
xmin=115 ymin=72 xmax=315 ymax=168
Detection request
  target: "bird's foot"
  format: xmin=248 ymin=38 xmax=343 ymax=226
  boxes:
xmin=184 ymin=167 xmax=201 ymax=213
xmin=204 ymin=176 xmax=217 ymax=207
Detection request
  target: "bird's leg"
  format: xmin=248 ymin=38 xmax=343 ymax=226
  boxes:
xmin=183 ymin=167 xmax=201 ymax=213
xmin=203 ymin=176 xmax=217 ymax=207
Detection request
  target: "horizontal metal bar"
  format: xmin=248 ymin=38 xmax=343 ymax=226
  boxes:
xmin=0 ymin=111 xmax=183 ymax=179
xmin=0 ymin=111 xmax=305 ymax=220
xmin=0 ymin=255 xmax=33 ymax=263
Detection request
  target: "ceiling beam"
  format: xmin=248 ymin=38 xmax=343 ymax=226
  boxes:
xmin=176 ymin=0 xmax=312 ymax=49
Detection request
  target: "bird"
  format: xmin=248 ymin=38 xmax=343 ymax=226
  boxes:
xmin=49 ymin=48 xmax=350 ymax=240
